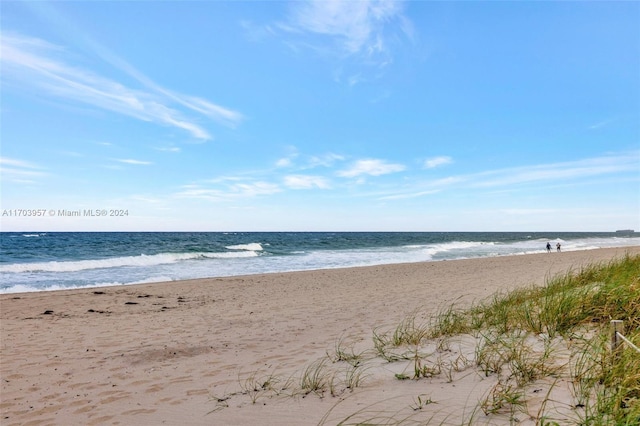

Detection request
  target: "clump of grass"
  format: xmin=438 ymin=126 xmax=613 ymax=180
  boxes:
xmin=570 ymin=328 xmax=640 ymax=425
xmin=412 ymin=349 xmax=441 ymax=379
xmin=391 ymin=311 xmax=430 ymax=346
xmin=327 ymin=334 xmax=367 ymax=366
xmin=207 ymin=394 xmax=230 ymax=413
xmin=301 ymin=358 xmax=331 ymax=396
xmin=480 ymin=378 xmax=527 ymax=418
xmin=570 ymin=334 xmax=602 ymax=409
xmin=343 ymin=363 xmax=369 ymax=391
xmin=410 ymin=394 xmax=435 ymax=411
xmin=475 ymin=330 xmax=513 ymax=377
xmin=238 ymin=370 xmax=270 ymax=404
xmin=237 ymin=369 xmax=293 ymax=403
xmin=428 ymin=302 xmax=471 ymax=337
xmin=508 ymin=335 xmax=560 ymax=387
xmin=318 ymin=395 xmax=429 ymax=426
xmin=298 ymin=355 xmax=371 ymax=398
xmin=372 ymin=327 xmax=400 ymax=362
xmin=450 ymin=351 xmax=472 ymax=375
xmin=372 ymin=327 xmax=414 ymax=362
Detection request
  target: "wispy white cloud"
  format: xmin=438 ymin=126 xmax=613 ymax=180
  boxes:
xmin=284 ymin=174 xmax=331 ymax=189
xmin=276 ymin=156 xmax=296 ymax=168
xmin=203 ymin=176 xmax=247 ymax=185
xmin=155 ymin=146 xmax=181 ymax=153
xmin=280 ymin=0 xmax=412 ymax=84
xmin=378 ymin=189 xmax=440 ymax=200
xmin=174 ymin=188 xmax=227 ymax=201
xmin=240 ymin=20 xmax=278 ymax=43
xmin=276 ymin=158 xmax=293 ymax=168
xmin=287 ymin=0 xmax=404 ymax=56
xmin=0 ymin=157 xmax=42 ymax=169
xmin=78 ymin=28 xmax=244 ymax=128
xmin=0 ymin=156 xmax=47 ymax=183
xmin=423 ymin=156 xmax=453 ymax=169
xmin=178 ymin=96 xmax=243 ymax=128
xmin=115 ymin=159 xmax=153 ymax=165
xmin=1 ymin=32 xmax=242 ymax=140
xmin=372 ymin=152 xmax=639 ymax=200
xmin=275 ymin=146 xmax=300 ymax=168
xmin=337 ymin=158 xmax=406 ymax=178
xmin=276 ymin=150 xmax=345 ymax=170
xmin=304 ymin=152 xmax=345 ymax=169
xmin=61 ymin=151 xmax=84 ymax=158
xmin=21 ymin=2 xmax=243 ymax=128
xmin=471 ymin=153 xmax=639 ymax=188
xmin=230 ymin=181 xmax=281 ymax=197
xmin=176 ymin=180 xmax=281 ymax=201
xmin=176 ymin=151 xmax=638 ymax=205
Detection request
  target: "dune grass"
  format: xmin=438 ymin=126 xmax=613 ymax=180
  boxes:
xmin=212 ymin=253 xmax=640 ymax=425
xmin=334 ymin=253 xmax=640 ymax=424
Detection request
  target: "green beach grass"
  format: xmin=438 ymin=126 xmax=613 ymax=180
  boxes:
xmin=368 ymin=253 xmax=640 ymax=425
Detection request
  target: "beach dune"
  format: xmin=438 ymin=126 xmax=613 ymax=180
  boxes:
xmin=1 ymin=247 xmax=638 ymax=425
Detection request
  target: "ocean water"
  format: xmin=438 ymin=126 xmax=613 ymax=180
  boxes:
xmin=1 ymin=232 xmax=638 ymax=293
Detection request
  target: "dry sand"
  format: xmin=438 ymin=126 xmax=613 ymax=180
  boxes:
xmin=1 ymin=247 xmax=638 ymax=425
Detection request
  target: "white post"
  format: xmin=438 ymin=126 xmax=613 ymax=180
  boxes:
xmin=611 ymin=320 xmax=624 ymax=353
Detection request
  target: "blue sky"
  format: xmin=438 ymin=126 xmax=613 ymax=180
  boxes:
xmin=1 ymin=0 xmax=638 ymax=231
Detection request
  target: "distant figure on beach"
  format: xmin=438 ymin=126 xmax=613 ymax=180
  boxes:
xmin=556 ymin=242 xmax=561 ymax=252
xmin=546 ymin=242 xmax=551 ymax=253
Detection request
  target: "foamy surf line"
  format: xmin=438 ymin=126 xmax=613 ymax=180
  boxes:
xmin=2 ymin=245 xmax=639 ymax=294
xmin=1 ymin=242 xmax=500 ymax=293
xmin=2 ymin=235 xmax=638 ymax=294
xmin=2 ymin=277 xmax=174 ymax=295
xmin=0 ymin=250 xmax=261 ymax=274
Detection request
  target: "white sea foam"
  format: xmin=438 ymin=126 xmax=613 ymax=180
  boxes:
xmin=441 ymin=241 xmax=495 ymax=250
xmin=127 ymin=276 xmax=174 ymax=285
xmin=1 ymin=235 xmax=638 ymax=294
xmin=226 ymin=243 xmax=263 ymax=251
xmin=0 ymin=281 xmax=126 ymax=294
xmin=0 ymin=251 xmax=258 ymax=273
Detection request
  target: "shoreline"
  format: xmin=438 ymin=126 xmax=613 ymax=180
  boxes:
xmin=1 ymin=246 xmax=638 ymax=425
xmin=3 ymin=230 xmax=639 ymax=294
xmin=3 ymin=244 xmax=639 ymax=295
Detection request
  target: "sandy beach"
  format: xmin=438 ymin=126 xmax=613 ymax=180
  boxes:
xmin=1 ymin=246 xmax=638 ymax=425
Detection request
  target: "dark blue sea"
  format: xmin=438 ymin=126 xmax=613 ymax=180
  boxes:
xmin=1 ymin=232 xmax=638 ymax=293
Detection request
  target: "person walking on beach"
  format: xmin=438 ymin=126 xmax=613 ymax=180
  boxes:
xmin=546 ymin=242 xmax=551 ymax=253
xmin=556 ymin=242 xmax=561 ymax=252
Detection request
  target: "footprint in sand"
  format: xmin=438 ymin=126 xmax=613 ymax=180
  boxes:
xmin=144 ymin=384 xmax=164 ymax=393
xmin=121 ymin=408 xmax=157 ymax=415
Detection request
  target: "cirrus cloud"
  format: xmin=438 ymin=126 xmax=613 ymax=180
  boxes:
xmin=115 ymin=159 xmax=153 ymax=166
xmin=284 ymin=174 xmax=331 ymax=189
xmin=423 ymin=156 xmax=453 ymax=169
xmin=1 ymin=32 xmax=243 ymax=140
xmin=288 ymin=0 xmax=403 ymax=54
xmin=0 ymin=156 xmax=48 ymax=183
xmin=337 ymin=158 xmax=406 ymax=178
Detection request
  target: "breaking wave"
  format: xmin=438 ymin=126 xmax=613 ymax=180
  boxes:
xmin=0 ymin=250 xmax=259 ymax=273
